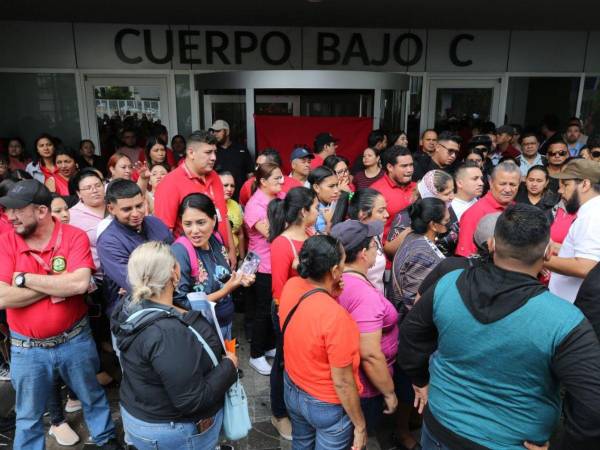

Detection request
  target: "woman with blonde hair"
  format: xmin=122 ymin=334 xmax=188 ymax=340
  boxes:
xmin=111 ymin=241 xmax=238 ymax=449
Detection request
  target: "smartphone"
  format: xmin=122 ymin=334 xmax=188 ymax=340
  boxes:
xmin=239 ymin=251 xmax=261 ymax=276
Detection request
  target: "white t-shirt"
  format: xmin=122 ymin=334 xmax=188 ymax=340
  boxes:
xmin=367 ymin=236 xmax=386 ymax=294
xmin=451 ymin=197 xmax=478 ymax=221
xmin=549 ymin=195 xmax=600 ymax=303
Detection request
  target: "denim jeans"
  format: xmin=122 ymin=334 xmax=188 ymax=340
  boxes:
xmin=10 ymin=325 xmax=115 ymax=450
xmin=270 ymin=301 xmax=287 ymax=418
xmin=284 ymin=373 xmax=353 ymax=450
xmin=421 ymin=422 xmax=452 ymax=450
xmin=121 ymin=405 xmax=224 ymax=450
xmin=47 ymin=378 xmax=78 ymax=426
xmin=220 ymin=322 xmax=232 ymax=341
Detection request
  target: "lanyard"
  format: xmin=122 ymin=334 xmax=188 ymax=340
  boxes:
xmin=28 ymin=226 xmax=63 ymax=274
xmin=343 ymin=269 xmax=377 ymax=290
xmin=424 ymin=236 xmax=446 ymax=260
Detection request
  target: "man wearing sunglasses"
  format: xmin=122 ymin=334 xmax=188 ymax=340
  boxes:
xmin=413 ymin=131 xmax=461 ymax=181
xmin=490 ymin=125 xmax=522 ymax=167
xmin=546 ymin=159 xmax=600 ymax=304
xmin=546 ymin=141 xmax=570 ymax=193
xmin=587 ymin=137 xmax=600 ymax=163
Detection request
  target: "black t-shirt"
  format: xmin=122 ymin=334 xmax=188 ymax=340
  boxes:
xmin=215 ymin=142 xmax=254 ymax=200
xmin=575 ymin=262 xmax=600 ymax=340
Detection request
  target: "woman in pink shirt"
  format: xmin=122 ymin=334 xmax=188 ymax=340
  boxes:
xmin=331 ymin=220 xmax=399 ymax=435
xmin=244 ymin=162 xmax=285 ymax=376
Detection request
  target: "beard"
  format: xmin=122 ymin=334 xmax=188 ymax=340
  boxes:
xmin=15 ymin=221 xmax=37 ymax=238
xmin=565 ymin=190 xmax=581 ymax=215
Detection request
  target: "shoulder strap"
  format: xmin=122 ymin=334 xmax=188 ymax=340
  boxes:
xmin=281 ymin=287 xmax=328 ymax=337
xmin=175 ymin=236 xmax=199 ymax=278
xmin=284 ymin=235 xmax=298 ymax=258
xmin=186 ymin=325 xmax=219 ymax=368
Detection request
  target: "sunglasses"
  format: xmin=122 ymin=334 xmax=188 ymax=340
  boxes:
xmin=438 ymin=143 xmax=460 ymax=156
xmin=592 ymin=151 xmax=600 ymax=158
xmin=548 ymin=151 xmax=567 ymax=157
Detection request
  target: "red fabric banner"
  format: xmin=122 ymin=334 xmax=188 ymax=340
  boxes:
xmin=254 ymin=115 xmax=373 ymax=173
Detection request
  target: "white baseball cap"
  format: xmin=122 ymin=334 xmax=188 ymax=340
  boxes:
xmin=210 ymin=120 xmax=230 ymax=131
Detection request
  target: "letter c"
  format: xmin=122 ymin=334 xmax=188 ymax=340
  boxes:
xmin=450 ymin=34 xmax=474 ymax=67
xmin=115 ymin=28 xmax=143 ymax=64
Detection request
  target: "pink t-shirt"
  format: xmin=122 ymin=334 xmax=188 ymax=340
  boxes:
xmin=244 ymin=189 xmax=284 ymax=274
xmin=338 ymin=273 xmax=399 ymax=398
xmin=550 ymin=207 xmax=577 ymax=245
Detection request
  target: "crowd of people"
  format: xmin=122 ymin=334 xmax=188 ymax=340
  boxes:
xmin=1 ymin=115 xmax=600 ymax=450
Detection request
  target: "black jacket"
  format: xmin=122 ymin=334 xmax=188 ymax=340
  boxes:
xmin=111 ymin=298 xmax=237 ymax=423
xmin=398 ymin=263 xmax=600 ymax=449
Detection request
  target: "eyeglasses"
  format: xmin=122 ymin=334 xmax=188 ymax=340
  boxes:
xmin=438 ymin=143 xmax=460 ymax=156
xmin=79 ymin=182 xmax=104 ymax=192
xmin=335 ymin=168 xmax=349 ymax=176
xmin=592 ymin=151 xmax=600 ymax=158
xmin=548 ymin=151 xmax=568 ymax=157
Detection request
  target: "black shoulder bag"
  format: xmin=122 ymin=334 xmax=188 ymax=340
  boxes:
xmin=278 ymin=287 xmax=328 ymax=370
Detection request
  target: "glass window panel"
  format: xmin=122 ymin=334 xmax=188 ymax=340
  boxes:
xmin=580 ymin=77 xmax=600 ymax=138
xmin=407 ymin=76 xmax=423 ymax=150
xmin=434 ymin=88 xmax=493 ymax=131
xmin=175 ymin=74 xmax=192 ymax=138
xmin=505 ymin=77 xmax=580 ymax=129
xmin=0 ymin=73 xmax=80 ymax=153
xmin=94 ymin=84 xmax=162 ymax=156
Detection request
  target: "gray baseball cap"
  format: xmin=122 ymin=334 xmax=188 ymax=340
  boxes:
xmin=331 ymin=219 xmax=384 ymax=253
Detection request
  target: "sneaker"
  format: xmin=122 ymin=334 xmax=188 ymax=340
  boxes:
xmin=49 ymin=422 xmax=80 ymax=446
xmin=0 ymin=364 xmax=10 ymax=381
xmin=65 ymin=398 xmax=82 ymax=413
xmin=264 ymin=348 xmax=276 ymax=358
xmin=271 ymin=416 xmax=292 ymax=440
xmin=249 ymin=356 xmax=272 ymax=375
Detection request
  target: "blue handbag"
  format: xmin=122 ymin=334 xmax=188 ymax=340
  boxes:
xmin=187 ymin=326 xmax=252 ymax=441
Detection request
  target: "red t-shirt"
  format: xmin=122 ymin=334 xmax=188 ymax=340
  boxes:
xmin=153 ymin=162 xmax=229 ymax=244
xmin=456 ymin=192 xmax=508 ymax=257
xmin=271 ymin=236 xmax=304 ymax=303
xmin=309 ymin=154 xmax=325 ymax=170
xmin=48 ymin=175 xmax=70 ymax=196
xmin=0 ymin=220 xmax=94 ymax=338
xmin=0 ymin=211 xmax=12 ymax=236
xmin=239 ymin=176 xmax=302 ymax=207
xmin=279 ymin=276 xmax=362 ymax=404
xmin=371 ymin=174 xmax=416 ymax=241
xmin=550 ymin=207 xmax=577 ymax=244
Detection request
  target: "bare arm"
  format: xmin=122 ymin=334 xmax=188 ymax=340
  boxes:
xmin=0 ymin=281 xmax=46 ymax=309
xmin=254 ymin=219 xmax=270 ymax=239
xmin=359 ymin=331 xmax=396 ymax=407
xmin=331 ymin=365 xmax=367 ymax=450
xmin=383 ymin=228 xmax=412 ymax=259
xmin=544 ymin=256 xmax=597 ymax=279
xmin=227 ymin=220 xmax=237 ymax=269
xmin=237 ymin=227 xmax=246 ymax=260
xmin=22 ymin=268 xmax=92 ymax=298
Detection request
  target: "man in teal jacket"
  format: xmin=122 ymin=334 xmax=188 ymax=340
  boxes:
xmin=398 ymin=204 xmax=600 ymax=450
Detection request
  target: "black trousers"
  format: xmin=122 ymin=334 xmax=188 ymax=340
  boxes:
xmin=250 ymin=273 xmax=275 ymax=358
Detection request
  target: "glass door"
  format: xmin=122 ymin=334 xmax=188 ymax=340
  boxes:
xmin=84 ymin=76 xmax=171 ymax=157
xmin=427 ymin=79 xmax=501 ymax=130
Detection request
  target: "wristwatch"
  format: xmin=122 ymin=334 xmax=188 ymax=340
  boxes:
xmin=15 ymin=273 xmax=26 ymax=288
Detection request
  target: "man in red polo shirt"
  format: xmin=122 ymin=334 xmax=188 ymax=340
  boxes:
xmin=456 ymin=161 xmax=521 ymax=256
xmin=371 ymin=145 xmax=416 ymax=241
xmin=310 ymin=132 xmax=339 ymax=170
xmin=0 ymin=180 xmax=118 ymax=449
xmin=154 ymin=130 xmax=236 ymax=266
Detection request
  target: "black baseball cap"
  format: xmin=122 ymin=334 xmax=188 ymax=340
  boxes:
xmin=0 ymin=180 xmax=52 ymax=209
xmin=330 ymin=220 xmax=383 ymax=252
